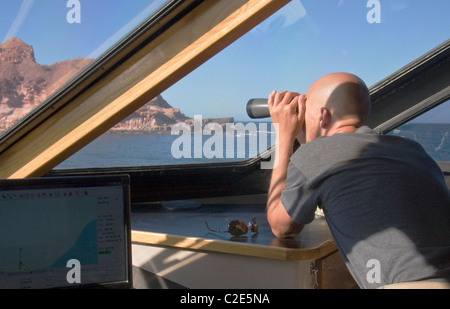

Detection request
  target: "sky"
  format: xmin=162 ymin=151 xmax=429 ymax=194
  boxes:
xmin=0 ymin=0 xmax=166 ymax=63
xmin=1 ymin=0 xmax=449 ymax=122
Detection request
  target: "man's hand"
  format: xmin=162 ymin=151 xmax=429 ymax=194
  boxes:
xmin=268 ymin=90 xmax=306 ymax=146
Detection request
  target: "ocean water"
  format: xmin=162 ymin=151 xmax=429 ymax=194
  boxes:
xmin=56 ymin=122 xmax=277 ymax=169
xmin=55 ymin=123 xmax=449 ymax=169
xmin=387 ymin=123 xmax=450 ymax=162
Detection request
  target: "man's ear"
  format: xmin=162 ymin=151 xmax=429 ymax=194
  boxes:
xmin=319 ymin=107 xmax=331 ymax=129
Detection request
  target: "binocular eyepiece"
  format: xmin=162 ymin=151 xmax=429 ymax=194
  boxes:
xmin=246 ymin=98 xmax=270 ymax=119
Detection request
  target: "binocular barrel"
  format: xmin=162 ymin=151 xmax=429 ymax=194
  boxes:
xmin=246 ymin=98 xmax=270 ymax=119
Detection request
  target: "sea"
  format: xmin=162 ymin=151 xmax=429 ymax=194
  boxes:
xmin=55 ymin=123 xmax=449 ymax=169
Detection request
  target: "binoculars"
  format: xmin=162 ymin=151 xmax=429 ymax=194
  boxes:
xmin=246 ymin=98 xmax=270 ymax=119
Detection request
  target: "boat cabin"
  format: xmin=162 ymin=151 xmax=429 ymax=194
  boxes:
xmin=0 ymin=0 xmax=449 ymax=290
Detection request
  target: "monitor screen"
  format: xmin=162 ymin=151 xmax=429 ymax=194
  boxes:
xmin=0 ymin=175 xmax=132 ymax=289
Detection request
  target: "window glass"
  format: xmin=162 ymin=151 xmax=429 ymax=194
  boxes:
xmin=2 ymin=1 xmax=448 ymax=169
xmin=0 ymin=0 xmax=168 ymax=133
xmin=387 ymin=101 xmax=450 ymax=162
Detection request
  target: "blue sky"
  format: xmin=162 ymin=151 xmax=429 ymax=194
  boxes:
xmin=0 ymin=0 xmax=165 ymax=63
xmin=164 ymin=0 xmax=450 ymax=121
xmin=1 ymin=0 xmax=449 ymax=122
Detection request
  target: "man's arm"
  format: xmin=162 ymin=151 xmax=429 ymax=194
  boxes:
xmin=266 ymin=91 xmax=306 ymax=238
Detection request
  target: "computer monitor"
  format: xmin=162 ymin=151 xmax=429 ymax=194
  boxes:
xmin=0 ymin=175 xmax=132 ymax=289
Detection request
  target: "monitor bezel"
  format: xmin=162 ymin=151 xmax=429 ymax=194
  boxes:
xmin=0 ymin=174 xmax=133 ymax=289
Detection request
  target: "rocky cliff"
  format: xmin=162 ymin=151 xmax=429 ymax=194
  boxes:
xmin=0 ymin=38 xmax=233 ymax=134
xmin=111 ymin=95 xmax=191 ymax=133
xmin=0 ymin=38 xmax=94 ymax=131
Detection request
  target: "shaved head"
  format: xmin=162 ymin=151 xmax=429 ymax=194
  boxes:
xmin=308 ymin=72 xmax=371 ymax=122
xmin=302 ymin=73 xmax=372 ymax=143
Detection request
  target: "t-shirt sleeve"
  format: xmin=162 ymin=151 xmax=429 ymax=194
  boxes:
xmin=280 ymin=161 xmax=319 ymax=225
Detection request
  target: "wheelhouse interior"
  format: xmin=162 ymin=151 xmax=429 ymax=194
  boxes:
xmin=0 ymin=0 xmax=449 ymax=289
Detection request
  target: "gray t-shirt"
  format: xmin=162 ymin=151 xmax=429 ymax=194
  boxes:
xmin=281 ymin=126 xmax=450 ymax=288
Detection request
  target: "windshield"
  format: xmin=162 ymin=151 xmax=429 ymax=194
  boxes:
xmin=1 ymin=0 xmax=449 ymax=168
xmin=0 ymin=0 xmax=167 ymax=133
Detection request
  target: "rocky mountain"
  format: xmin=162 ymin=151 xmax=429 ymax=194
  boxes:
xmin=0 ymin=38 xmax=94 ymax=131
xmin=0 ymin=38 xmax=233 ymax=134
xmin=111 ymin=95 xmax=190 ymax=133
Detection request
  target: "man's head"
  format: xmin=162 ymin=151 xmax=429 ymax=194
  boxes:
xmin=299 ymin=72 xmax=371 ymax=143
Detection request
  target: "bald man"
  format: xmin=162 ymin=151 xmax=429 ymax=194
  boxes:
xmin=266 ymin=73 xmax=450 ymax=288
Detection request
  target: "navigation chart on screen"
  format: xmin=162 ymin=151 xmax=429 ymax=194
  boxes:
xmin=0 ymin=196 xmax=98 ymax=273
xmin=0 ymin=176 xmax=130 ymax=289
